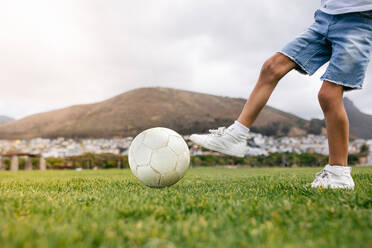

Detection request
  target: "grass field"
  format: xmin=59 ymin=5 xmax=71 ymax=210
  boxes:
xmin=0 ymin=167 xmax=371 ymax=248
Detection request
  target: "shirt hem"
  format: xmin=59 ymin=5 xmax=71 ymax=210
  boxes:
xmin=320 ymin=5 xmax=372 ymax=15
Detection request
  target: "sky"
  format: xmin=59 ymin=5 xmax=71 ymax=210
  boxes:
xmin=0 ymin=0 xmax=371 ymax=120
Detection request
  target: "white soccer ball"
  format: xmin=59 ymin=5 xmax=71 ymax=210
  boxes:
xmin=128 ymin=127 xmax=190 ymax=188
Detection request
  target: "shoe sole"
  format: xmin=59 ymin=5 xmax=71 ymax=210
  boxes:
xmin=190 ymin=137 xmax=245 ymax=158
xmin=311 ymin=184 xmax=354 ymax=190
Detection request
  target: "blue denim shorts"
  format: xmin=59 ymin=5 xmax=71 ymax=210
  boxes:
xmin=280 ymin=9 xmax=372 ymax=90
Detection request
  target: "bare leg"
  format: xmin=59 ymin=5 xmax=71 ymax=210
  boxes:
xmin=318 ymin=81 xmax=349 ymax=166
xmin=237 ymin=53 xmax=296 ymax=127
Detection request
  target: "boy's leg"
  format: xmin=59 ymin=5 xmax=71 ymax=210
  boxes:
xmin=237 ymin=53 xmax=296 ymax=127
xmin=189 ymin=53 xmax=296 ymax=157
xmin=311 ymin=11 xmax=372 ymax=189
xmin=190 ymin=11 xmax=333 ymax=156
xmin=318 ymin=81 xmax=349 ymax=166
xmin=311 ymin=81 xmax=354 ymax=189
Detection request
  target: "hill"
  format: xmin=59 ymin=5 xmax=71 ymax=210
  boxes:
xmin=0 ymin=87 xmax=319 ymax=139
xmin=344 ymin=97 xmax=372 ymax=139
xmin=0 ymin=116 xmax=14 ymax=125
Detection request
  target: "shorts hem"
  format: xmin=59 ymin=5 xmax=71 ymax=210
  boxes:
xmin=278 ymin=51 xmax=312 ymax=75
xmin=320 ymin=77 xmax=363 ymax=91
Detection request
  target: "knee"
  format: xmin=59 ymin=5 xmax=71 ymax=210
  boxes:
xmin=318 ymin=88 xmax=337 ymax=113
xmin=260 ymin=54 xmax=290 ymax=81
xmin=318 ymin=81 xmax=344 ymax=113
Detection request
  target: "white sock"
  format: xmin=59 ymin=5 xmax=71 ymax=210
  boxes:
xmin=233 ymin=120 xmax=250 ymax=134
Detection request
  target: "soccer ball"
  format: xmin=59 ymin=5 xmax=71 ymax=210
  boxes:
xmin=128 ymin=127 xmax=190 ymax=188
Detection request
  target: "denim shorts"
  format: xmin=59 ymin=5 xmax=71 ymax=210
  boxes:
xmin=280 ymin=9 xmax=372 ymax=90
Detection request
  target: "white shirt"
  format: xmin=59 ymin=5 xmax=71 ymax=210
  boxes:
xmin=320 ymin=0 xmax=372 ymax=15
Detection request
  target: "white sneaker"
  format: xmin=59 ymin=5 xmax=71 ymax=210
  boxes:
xmin=311 ymin=164 xmax=355 ymax=189
xmin=189 ymin=124 xmax=249 ymax=157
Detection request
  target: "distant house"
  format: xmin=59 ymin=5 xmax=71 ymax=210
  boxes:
xmin=358 ymin=155 xmax=368 ymax=165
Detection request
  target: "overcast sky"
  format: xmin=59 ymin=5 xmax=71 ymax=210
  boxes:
xmin=1 ymin=0 xmax=371 ymax=120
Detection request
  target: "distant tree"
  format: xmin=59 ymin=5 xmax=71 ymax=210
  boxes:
xmin=360 ymin=144 xmax=370 ymax=156
xmin=256 ymin=122 xmax=281 ymax=136
xmin=280 ymin=125 xmax=290 ymax=136
xmin=348 ymin=154 xmax=358 ymax=165
xmin=307 ymin=119 xmax=325 ymax=135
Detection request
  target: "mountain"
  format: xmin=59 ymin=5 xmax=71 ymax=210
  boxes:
xmin=344 ymin=97 xmax=372 ymax=139
xmin=0 ymin=116 xmax=14 ymax=125
xmin=0 ymin=87 xmax=320 ymax=139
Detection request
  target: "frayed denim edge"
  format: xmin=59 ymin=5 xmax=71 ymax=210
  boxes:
xmin=278 ymin=51 xmax=312 ymax=75
xmin=320 ymin=77 xmax=363 ymax=91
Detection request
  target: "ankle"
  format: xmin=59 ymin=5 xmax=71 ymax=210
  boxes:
xmin=233 ymin=120 xmax=250 ymax=134
xmin=328 ymin=161 xmax=348 ymax=167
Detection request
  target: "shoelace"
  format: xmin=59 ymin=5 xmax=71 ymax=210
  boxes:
xmin=313 ymin=169 xmax=331 ymax=185
xmin=208 ymin=127 xmax=227 ymax=136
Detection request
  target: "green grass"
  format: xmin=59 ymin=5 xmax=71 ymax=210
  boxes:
xmin=0 ymin=167 xmax=371 ymax=248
